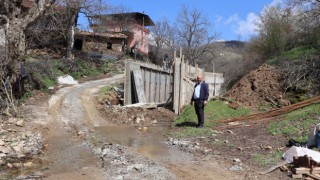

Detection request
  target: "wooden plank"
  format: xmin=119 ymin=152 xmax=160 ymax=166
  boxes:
xmin=219 ymin=95 xmax=320 ymax=123
xmin=292 ymin=174 xmax=303 ymax=179
xmin=124 ymin=61 xmax=131 ymax=105
xmin=306 ymin=173 xmax=320 ymax=180
xmin=294 ymin=167 xmax=320 ymax=174
xmin=123 ymin=102 xmax=157 ymax=109
xmin=259 ymin=161 xmax=288 ymax=175
xmin=179 ymin=56 xmax=185 ymax=114
xmin=173 ymin=50 xmax=181 ymax=114
xmin=132 ymin=70 xmax=146 ymax=103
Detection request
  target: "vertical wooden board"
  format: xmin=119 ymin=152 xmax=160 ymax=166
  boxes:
xmin=160 ymin=73 xmax=166 ymax=102
xmin=124 ymin=61 xmax=131 ymax=105
xmin=148 ymin=70 xmax=152 ymax=103
xmin=215 ymin=84 xmax=223 ymax=96
xmin=173 ymin=58 xmax=181 ymax=114
xmin=180 ymin=62 xmax=186 ymax=111
xmin=154 ymin=72 xmax=159 ymax=103
xmin=168 ymin=74 xmax=172 ymax=100
xmin=145 ymin=70 xmax=150 ymax=103
xmin=166 ymin=74 xmax=171 ymax=101
xmin=150 ymin=70 xmax=156 ymax=103
xmin=132 ymin=70 xmax=146 ymax=103
xmin=158 ymin=72 xmax=162 ymax=102
xmin=208 ymin=84 xmax=215 ymax=98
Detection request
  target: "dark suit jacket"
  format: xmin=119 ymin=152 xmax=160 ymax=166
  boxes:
xmin=191 ymin=81 xmax=209 ymax=102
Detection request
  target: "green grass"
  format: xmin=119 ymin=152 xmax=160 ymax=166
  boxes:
xmin=267 ymin=103 xmax=320 ymax=142
xmin=40 ymin=76 xmax=56 ymax=88
xmin=174 ymin=100 xmax=251 ymax=127
xmin=20 ymin=91 xmax=33 ymax=102
xmin=171 ymin=100 xmax=251 ymax=138
xmin=252 ymin=151 xmax=283 ymax=166
xmin=99 ymin=86 xmax=112 ymax=94
xmin=267 ymin=46 xmax=319 ymax=65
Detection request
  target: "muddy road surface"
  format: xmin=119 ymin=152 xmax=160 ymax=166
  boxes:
xmin=21 ymin=74 xmax=242 ymax=179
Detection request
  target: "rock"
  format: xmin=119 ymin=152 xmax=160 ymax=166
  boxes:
xmin=228 ymin=122 xmax=242 ymax=126
xmin=127 ymin=164 xmax=144 ymax=172
xmin=23 ymin=162 xmax=33 ymax=167
xmin=212 ymin=130 xmax=223 ymax=134
xmin=8 ymin=118 xmax=17 ymax=124
xmin=16 ymin=120 xmax=24 ymax=127
xmin=0 ymin=159 xmax=4 ymax=165
xmin=94 ymin=148 xmax=102 ymax=155
xmin=213 ymin=150 xmax=221 ymax=155
xmin=0 ymin=153 xmax=6 ymax=158
xmin=0 ymin=140 xmax=4 ymax=146
xmin=229 ymin=165 xmax=242 ymax=171
xmin=13 ymin=145 xmax=25 ymax=158
xmin=0 ymin=146 xmax=11 ymax=154
xmin=7 ymin=163 xmax=13 ymax=168
xmin=279 ymin=165 xmax=289 ymax=172
xmin=203 ymin=148 xmax=212 ymax=153
xmin=237 ymin=147 xmax=243 ymax=151
xmin=226 ymin=130 xmax=234 ymax=134
xmin=224 ymin=140 xmax=228 ymax=143
xmin=265 ymin=146 xmax=272 ymax=150
xmin=142 ymin=127 xmax=148 ymax=132
xmin=135 ymin=117 xmax=141 ymax=124
xmin=112 ymin=175 xmax=124 ymax=180
xmin=7 ymin=128 xmax=17 ymax=132
xmin=152 ymin=120 xmax=158 ymax=124
xmin=233 ymin=158 xmax=241 ymax=163
xmin=13 ymin=163 xmax=21 ymax=168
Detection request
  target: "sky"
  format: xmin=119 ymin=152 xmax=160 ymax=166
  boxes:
xmin=79 ymin=0 xmax=280 ymax=41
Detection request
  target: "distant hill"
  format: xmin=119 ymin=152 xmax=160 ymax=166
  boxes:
xmin=216 ymin=40 xmax=246 ymax=49
xmin=196 ymin=40 xmax=246 ymax=72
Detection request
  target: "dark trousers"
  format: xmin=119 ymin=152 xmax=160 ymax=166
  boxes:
xmin=194 ymin=100 xmax=204 ymax=127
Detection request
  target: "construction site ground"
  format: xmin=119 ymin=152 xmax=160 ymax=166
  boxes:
xmin=1 ymin=64 xmax=319 ymax=179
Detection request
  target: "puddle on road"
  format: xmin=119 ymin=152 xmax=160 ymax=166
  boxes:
xmin=93 ymin=120 xmax=172 ymax=159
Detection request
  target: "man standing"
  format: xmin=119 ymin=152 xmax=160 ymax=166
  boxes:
xmin=191 ymin=75 xmax=209 ymax=128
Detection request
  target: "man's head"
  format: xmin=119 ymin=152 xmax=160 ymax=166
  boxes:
xmin=196 ymin=75 xmax=203 ymax=83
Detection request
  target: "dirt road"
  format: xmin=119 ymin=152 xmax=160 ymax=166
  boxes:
xmin=26 ymin=74 xmax=242 ymax=179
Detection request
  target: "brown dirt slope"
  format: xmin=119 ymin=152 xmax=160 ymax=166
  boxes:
xmin=226 ymin=64 xmax=288 ymax=108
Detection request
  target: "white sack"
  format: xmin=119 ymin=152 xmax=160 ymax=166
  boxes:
xmin=58 ymin=75 xmax=78 ymax=85
xmin=283 ymin=146 xmax=320 ymax=163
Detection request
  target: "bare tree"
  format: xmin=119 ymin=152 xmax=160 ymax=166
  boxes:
xmin=175 ymin=5 xmax=217 ymax=65
xmin=56 ymin=0 xmax=108 ymax=59
xmin=286 ymin=0 xmax=320 ymax=46
xmin=288 ymin=0 xmax=320 ymax=18
xmin=149 ymin=18 xmax=176 ymax=65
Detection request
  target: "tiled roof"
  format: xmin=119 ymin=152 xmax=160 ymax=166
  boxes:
xmin=91 ymin=12 xmax=155 ymax=26
xmin=76 ymin=31 xmax=127 ymax=39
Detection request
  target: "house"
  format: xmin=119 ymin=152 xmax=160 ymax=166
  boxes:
xmin=74 ymin=30 xmax=127 ymax=54
xmin=25 ymin=5 xmax=128 ymax=57
xmin=90 ymin=12 xmax=155 ymax=56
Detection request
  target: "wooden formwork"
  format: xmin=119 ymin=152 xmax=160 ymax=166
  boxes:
xmin=172 ymin=49 xmax=224 ymax=114
xmin=124 ymin=49 xmax=224 ymax=114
